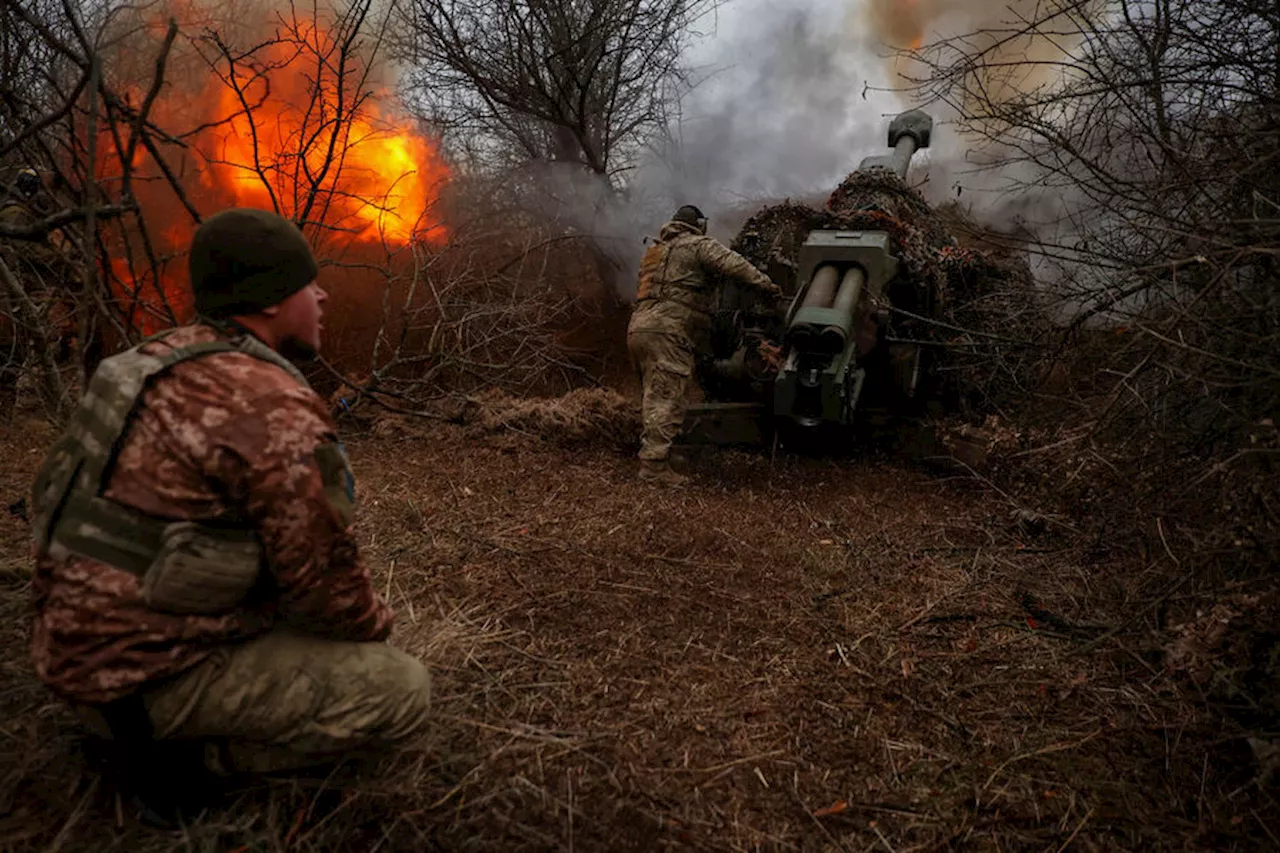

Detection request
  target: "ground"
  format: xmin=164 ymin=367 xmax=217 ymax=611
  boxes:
xmin=0 ymin=405 xmax=1273 ymax=851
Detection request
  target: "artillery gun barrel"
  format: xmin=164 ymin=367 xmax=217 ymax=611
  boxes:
xmin=791 ymin=264 xmax=839 ymax=350
xmin=696 ymin=109 xmax=942 ymax=446
xmin=799 ymin=264 xmax=839 ymax=310
xmin=832 ymin=266 xmax=865 ymax=316
xmin=855 ymin=109 xmax=933 ymax=179
xmin=856 ymin=135 xmax=919 ymax=178
xmin=820 ymin=267 xmax=865 ymax=353
xmin=888 ymin=135 xmax=919 ymax=177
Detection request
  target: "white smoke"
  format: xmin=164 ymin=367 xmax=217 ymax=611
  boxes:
xmin=588 ymin=0 xmax=1083 ymax=295
xmin=642 ymin=0 xmax=1083 ymax=237
xmin=638 ymin=0 xmax=908 ymax=237
xmin=572 ymin=0 xmax=911 ymax=296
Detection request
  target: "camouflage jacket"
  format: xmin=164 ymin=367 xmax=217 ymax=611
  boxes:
xmin=629 ymin=220 xmax=779 ymax=340
xmin=31 ymin=323 xmax=394 ymax=705
xmin=0 ymin=199 xmax=37 ymax=234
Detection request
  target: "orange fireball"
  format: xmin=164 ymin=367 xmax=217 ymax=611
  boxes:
xmin=201 ymin=18 xmax=448 ymax=246
xmin=101 ymin=2 xmax=450 ymax=335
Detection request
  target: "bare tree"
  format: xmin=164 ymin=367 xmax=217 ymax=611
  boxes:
xmin=180 ymin=0 xmax=598 ymax=404
xmin=0 ymin=0 xmax=430 ymax=419
xmin=0 ymin=0 xmax=186 ymax=416
xmin=393 ymin=0 xmax=717 ymax=181
xmin=910 ymin=0 xmax=1278 ymax=557
xmin=189 ymin=0 xmax=435 ymax=246
xmin=0 ymin=0 xmax=610 ymax=426
xmin=390 ymin=0 xmax=720 ymax=294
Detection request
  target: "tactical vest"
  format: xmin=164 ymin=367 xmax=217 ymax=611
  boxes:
xmin=635 ymin=234 xmax=715 ymax=316
xmin=31 ymin=329 xmax=312 ymax=615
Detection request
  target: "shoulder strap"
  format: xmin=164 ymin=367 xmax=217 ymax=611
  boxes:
xmin=36 ymin=332 xmax=308 ymax=576
xmin=77 ymin=334 xmax=310 ymax=494
xmin=74 ymin=340 xmax=241 ymax=492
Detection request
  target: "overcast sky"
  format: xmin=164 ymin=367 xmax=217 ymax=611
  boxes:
xmin=641 ymin=0 xmax=917 ymax=215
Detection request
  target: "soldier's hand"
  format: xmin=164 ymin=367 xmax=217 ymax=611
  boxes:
xmin=749 ymin=288 xmax=786 ymax=319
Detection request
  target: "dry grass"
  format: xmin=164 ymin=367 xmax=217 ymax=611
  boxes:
xmin=460 ymin=387 xmax=640 ymax=450
xmin=0 ymin=398 xmax=1275 ymax=851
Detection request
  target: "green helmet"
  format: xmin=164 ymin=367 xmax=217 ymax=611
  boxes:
xmin=14 ymin=168 xmax=40 ymax=198
xmin=672 ymin=204 xmax=707 ymax=234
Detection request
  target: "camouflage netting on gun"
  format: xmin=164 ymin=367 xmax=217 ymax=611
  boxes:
xmin=731 ymin=167 xmax=1049 ymax=415
xmin=826 ymin=170 xmax=955 ymax=250
xmin=731 ymin=201 xmax=832 ymax=287
xmin=936 ymin=245 xmax=1051 ymax=412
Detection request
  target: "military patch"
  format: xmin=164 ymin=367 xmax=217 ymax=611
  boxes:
xmin=315 ymin=441 xmax=357 ymax=528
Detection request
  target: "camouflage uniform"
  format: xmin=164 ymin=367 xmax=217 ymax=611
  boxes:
xmin=628 ymin=219 xmax=780 ymax=462
xmin=30 ymin=322 xmax=429 ymax=772
xmin=1 ymin=194 xmax=37 ymax=416
xmin=0 ymin=169 xmax=43 ymax=235
xmin=0 ymin=198 xmax=36 ymax=232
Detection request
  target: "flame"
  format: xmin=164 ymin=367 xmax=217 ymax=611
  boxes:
xmin=867 ymin=0 xmax=931 ymax=51
xmin=203 ymin=18 xmax=447 ymax=246
xmin=99 ymin=1 xmax=450 ymax=335
xmin=864 ymin=0 xmax=1083 ymax=100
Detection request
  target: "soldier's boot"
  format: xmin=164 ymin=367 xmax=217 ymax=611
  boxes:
xmin=638 ymin=459 xmax=689 ymax=487
xmin=81 ymin=734 xmax=228 ymax=829
xmin=79 ymin=693 xmax=232 ymax=829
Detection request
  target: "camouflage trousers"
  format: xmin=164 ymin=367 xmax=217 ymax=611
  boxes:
xmin=628 ymin=329 xmax=696 ymax=462
xmin=78 ymin=631 xmax=431 ymax=773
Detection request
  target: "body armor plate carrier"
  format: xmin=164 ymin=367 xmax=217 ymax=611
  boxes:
xmin=635 ymin=235 xmax=715 ymax=316
xmin=31 ymin=330 xmax=310 ymax=615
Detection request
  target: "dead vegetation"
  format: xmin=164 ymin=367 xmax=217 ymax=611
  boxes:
xmin=1 ymin=1 xmax=1277 ymax=850
xmin=895 ymin=0 xmax=1280 ymax=765
xmin=0 ymin=238 xmax=77 ymax=419
xmin=2 ymin=404 xmax=1275 ymax=851
xmin=460 ymin=387 xmax=640 ymax=450
xmin=906 ymin=0 xmax=1280 ymax=547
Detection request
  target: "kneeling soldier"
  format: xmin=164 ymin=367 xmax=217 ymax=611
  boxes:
xmin=29 ymin=208 xmax=430 ymax=822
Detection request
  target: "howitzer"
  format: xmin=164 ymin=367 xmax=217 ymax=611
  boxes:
xmin=684 ymin=109 xmax=939 ymax=448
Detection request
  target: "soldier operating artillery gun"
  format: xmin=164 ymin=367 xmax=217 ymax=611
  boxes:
xmin=685 ymin=109 xmax=948 ymax=448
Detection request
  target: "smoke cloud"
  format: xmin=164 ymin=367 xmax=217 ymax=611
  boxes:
xmin=864 ymin=0 xmax=1084 ymax=101
xmin=518 ymin=0 xmax=1088 ymax=297
xmin=636 ymin=0 xmax=1083 ymax=235
xmin=570 ymin=0 xmax=905 ymax=296
xmin=641 ymin=0 xmax=905 ymax=235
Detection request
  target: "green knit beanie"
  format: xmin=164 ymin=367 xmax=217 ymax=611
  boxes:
xmin=189 ymin=208 xmax=319 ymax=317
